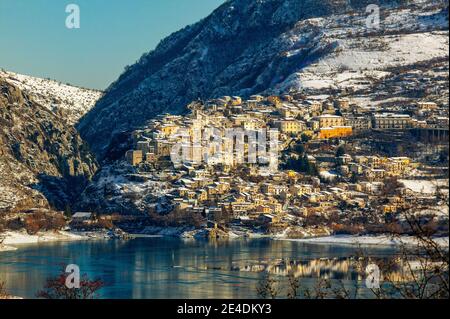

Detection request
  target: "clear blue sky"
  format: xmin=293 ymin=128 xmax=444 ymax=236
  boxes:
xmin=0 ymin=0 xmax=224 ymax=90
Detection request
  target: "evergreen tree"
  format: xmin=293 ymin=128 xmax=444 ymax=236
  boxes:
xmin=336 ymin=145 xmax=346 ymax=157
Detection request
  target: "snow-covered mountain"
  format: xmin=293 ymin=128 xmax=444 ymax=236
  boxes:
xmin=0 ymin=70 xmax=103 ymax=125
xmin=0 ymin=76 xmax=98 ymax=212
xmin=78 ymin=0 xmax=449 ymax=159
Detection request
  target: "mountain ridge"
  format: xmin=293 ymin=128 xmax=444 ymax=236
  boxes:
xmin=0 ymin=70 xmax=103 ymax=125
xmin=77 ymin=0 xmax=449 ymax=159
xmin=0 ymin=76 xmax=98 ymax=211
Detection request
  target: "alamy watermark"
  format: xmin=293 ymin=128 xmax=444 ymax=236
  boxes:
xmin=365 ymin=263 xmax=381 ymax=289
xmin=366 ymin=4 xmax=380 ymax=29
xmin=65 ymin=264 xmax=80 ymax=289
xmin=170 ymin=127 xmax=280 ymax=172
xmin=65 ymin=4 xmax=80 ymax=29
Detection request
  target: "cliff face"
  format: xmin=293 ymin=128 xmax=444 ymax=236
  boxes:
xmin=77 ymin=0 xmax=448 ymax=160
xmin=0 ymin=70 xmax=103 ymax=125
xmin=0 ymin=78 xmax=98 ymax=211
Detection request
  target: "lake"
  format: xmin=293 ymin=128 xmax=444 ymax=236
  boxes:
xmin=0 ymin=238 xmax=398 ymax=299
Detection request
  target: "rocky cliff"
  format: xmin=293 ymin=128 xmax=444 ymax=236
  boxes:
xmin=0 ymin=78 xmax=98 ymax=211
xmin=0 ymin=70 xmax=103 ymax=125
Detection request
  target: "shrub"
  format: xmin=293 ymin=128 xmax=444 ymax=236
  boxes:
xmin=0 ymin=281 xmax=10 ymax=298
xmin=0 ymin=215 xmax=6 ymax=233
xmin=36 ymin=271 xmax=104 ymax=299
xmin=6 ymin=218 xmax=25 ymax=231
xmin=97 ymin=218 xmax=114 ymax=230
xmin=148 ymin=209 xmax=205 ymax=228
xmin=24 ymin=211 xmax=67 ymax=235
xmin=331 ymin=223 xmax=365 ymax=235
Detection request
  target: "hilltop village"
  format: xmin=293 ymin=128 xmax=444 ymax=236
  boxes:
xmin=107 ymin=93 xmax=449 ymax=238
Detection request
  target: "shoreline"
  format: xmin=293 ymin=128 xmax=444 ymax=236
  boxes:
xmin=131 ymin=227 xmax=450 ymax=248
xmin=0 ymin=230 xmax=96 ymax=252
xmin=2 ymin=229 xmax=448 ymax=253
xmin=274 ymin=234 xmax=450 ymax=247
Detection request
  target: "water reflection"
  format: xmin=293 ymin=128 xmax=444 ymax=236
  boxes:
xmin=0 ymin=238 xmax=398 ymax=299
